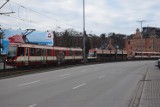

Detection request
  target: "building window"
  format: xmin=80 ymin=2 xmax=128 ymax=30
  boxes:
xmin=128 ymin=41 xmax=130 ymax=44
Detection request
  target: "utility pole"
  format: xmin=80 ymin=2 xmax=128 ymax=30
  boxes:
xmin=137 ymin=20 xmax=146 ymax=59
xmin=0 ymin=27 xmax=2 ymax=55
xmin=83 ymin=0 xmax=86 ymax=62
xmin=53 ymin=31 xmax=56 ymax=47
xmin=0 ymin=0 xmax=15 ymax=15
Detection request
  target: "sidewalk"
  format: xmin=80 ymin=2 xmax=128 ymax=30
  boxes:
xmin=139 ymin=65 xmax=160 ymax=107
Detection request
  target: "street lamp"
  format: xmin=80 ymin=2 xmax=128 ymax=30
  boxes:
xmin=83 ymin=0 xmax=86 ymax=62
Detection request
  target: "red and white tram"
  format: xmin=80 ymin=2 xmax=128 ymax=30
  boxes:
xmin=88 ymin=48 xmax=128 ymax=61
xmin=132 ymin=51 xmax=160 ymax=59
xmin=6 ymin=43 xmax=82 ymax=67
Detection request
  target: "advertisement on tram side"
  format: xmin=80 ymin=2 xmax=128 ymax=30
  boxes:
xmin=1 ymin=29 xmax=54 ymax=55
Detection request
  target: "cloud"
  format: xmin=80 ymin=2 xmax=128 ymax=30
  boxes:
xmin=1 ymin=0 xmax=160 ymax=35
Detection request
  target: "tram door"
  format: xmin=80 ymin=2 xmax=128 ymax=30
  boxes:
xmin=24 ymin=48 xmax=29 ymax=65
xmin=70 ymin=50 xmax=75 ymax=62
xmin=42 ymin=49 xmax=46 ymax=64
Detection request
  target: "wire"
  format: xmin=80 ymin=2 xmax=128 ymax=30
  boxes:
xmin=1 ymin=0 xmax=92 ymax=34
xmin=9 ymin=0 xmax=82 ymax=30
xmin=8 ymin=1 xmax=14 ymax=12
xmin=0 ymin=0 xmax=9 ymax=9
xmin=18 ymin=6 xmax=27 ymax=20
xmin=1 ymin=13 xmax=61 ymax=32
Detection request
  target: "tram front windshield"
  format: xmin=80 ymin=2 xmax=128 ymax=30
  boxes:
xmin=7 ymin=46 xmax=17 ymax=57
xmin=88 ymin=52 xmax=96 ymax=57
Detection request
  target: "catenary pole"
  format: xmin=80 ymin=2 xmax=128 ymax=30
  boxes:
xmin=83 ymin=0 xmax=86 ymax=62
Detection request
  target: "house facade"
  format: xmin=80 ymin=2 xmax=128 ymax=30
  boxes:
xmin=125 ymin=27 xmax=160 ymax=58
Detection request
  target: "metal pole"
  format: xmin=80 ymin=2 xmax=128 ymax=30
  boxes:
xmin=137 ymin=20 xmax=146 ymax=59
xmin=14 ymin=61 xmax=15 ymax=71
xmin=140 ymin=21 xmax=143 ymax=59
xmin=3 ymin=60 xmax=5 ymax=71
xmin=83 ymin=0 xmax=86 ymax=62
xmin=0 ymin=27 xmax=1 ymax=55
xmin=53 ymin=31 xmax=55 ymax=47
xmin=0 ymin=0 xmax=9 ymax=9
xmin=0 ymin=33 xmax=1 ymax=55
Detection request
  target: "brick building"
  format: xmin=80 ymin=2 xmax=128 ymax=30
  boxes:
xmin=125 ymin=27 xmax=160 ymax=57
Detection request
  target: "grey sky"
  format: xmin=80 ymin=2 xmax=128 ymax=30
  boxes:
xmin=0 ymin=0 xmax=160 ymax=35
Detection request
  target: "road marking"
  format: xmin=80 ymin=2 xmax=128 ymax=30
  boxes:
xmin=59 ymin=73 xmax=70 ymax=77
xmin=72 ymin=83 xmax=86 ymax=90
xmin=98 ymin=75 xmax=106 ymax=79
xmin=18 ymin=80 xmax=40 ymax=87
xmin=28 ymin=104 xmax=37 ymax=107
xmin=81 ymin=70 xmax=87 ymax=72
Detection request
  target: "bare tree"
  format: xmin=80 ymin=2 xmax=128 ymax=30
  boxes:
xmin=108 ymin=32 xmax=126 ymax=50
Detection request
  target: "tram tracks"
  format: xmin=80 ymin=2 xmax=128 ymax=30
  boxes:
xmin=0 ymin=62 xmax=98 ymax=79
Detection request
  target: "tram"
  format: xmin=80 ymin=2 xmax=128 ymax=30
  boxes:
xmin=132 ymin=51 xmax=160 ymax=59
xmin=88 ymin=48 xmax=128 ymax=62
xmin=6 ymin=43 xmax=83 ymax=67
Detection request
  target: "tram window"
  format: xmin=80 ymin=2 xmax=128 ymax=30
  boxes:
xmin=75 ymin=51 xmax=77 ymax=55
xmin=30 ymin=48 xmax=35 ymax=56
xmin=75 ymin=51 xmax=80 ymax=56
xmin=94 ymin=51 xmax=96 ymax=56
xmin=76 ymin=51 xmax=78 ymax=56
xmin=47 ymin=49 xmax=52 ymax=56
xmin=8 ymin=46 xmax=17 ymax=56
xmin=35 ymin=48 xmax=41 ymax=56
xmin=55 ymin=50 xmax=59 ymax=56
xmin=17 ymin=47 xmax=24 ymax=56
xmin=69 ymin=51 xmax=73 ymax=56
xmin=63 ymin=51 xmax=66 ymax=56
xmin=26 ymin=48 xmax=28 ymax=56
xmin=79 ymin=51 xmax=82 ymax=56
xmin=42 ymin=49 xmax=46 ymax=55
xmin=75 ymin=51 xmax=79 ymax=56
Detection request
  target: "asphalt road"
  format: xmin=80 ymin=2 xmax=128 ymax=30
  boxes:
xmin=0 ymin=61 xmax=156 ymax=107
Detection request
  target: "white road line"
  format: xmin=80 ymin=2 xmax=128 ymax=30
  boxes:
xmin=81 ymin=70 xmax=88 ymax=72
xmin=72 ymin=83 xmax=86 ymax=90
xmin=28 ymin=104 xmax=37 ymax=107
xmin=59 ymin=73 xmax=71 ymax=77
xmin=98 ymin=75 xmax=106 ymax=79
xmin=18 ymin=80 xmax=41 ymax=87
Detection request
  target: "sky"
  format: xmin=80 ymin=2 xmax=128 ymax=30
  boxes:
xmin=1 ymin=0 xmax=160 ymax=36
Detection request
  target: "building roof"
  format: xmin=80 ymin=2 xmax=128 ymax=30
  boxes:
xmin=143 ymin=27 xmax=160 ymax=38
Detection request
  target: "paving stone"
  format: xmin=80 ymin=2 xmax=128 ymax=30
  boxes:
xmin=139 ymin=66 xmax=160 ymax=107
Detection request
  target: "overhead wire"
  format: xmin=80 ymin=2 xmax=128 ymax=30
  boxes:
xmin=1 ymin=0 xmax=94 ymax=34
xmin=0 ymin=0 xmax=58 ymax=30
xmin=9 ymin=0 xmax=82 ymax=31
xmin=1 ymin=9 xmax=57 ymax=31
xmin=8 ymin=1 xmax=14 ymax=13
